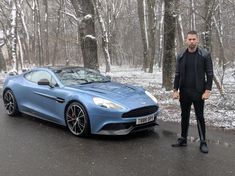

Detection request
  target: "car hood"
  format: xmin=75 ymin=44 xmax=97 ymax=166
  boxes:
xmin=67 ymin=82 xmax=155 ymax=108
xmin=76 ymin=82 xmax=142 ymax=97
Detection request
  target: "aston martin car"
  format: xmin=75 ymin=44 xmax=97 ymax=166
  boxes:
xmin=2 ymin=66 xmax=159 ymax=136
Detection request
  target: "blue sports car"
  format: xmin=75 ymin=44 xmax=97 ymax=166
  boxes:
xmin=2 ymin=66 xmax=159 ymax=136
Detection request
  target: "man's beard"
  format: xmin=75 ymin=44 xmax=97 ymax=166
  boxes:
xmin=189 ymin=44 xmax=197 ymax=50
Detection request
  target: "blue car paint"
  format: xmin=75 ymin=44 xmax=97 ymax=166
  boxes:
xmin=3 ymin=67 xmax=159 ymax=135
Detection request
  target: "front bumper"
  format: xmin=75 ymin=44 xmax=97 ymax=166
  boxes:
xmin=96 ymin=115 xmax=158 ymax=135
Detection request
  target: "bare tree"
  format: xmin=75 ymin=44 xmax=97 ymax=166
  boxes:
xmin=202 ymin=0 xmax=223 ymax=95
xmin=0 ymin=42 xmax=6 ymax=71
xmin=162 ymin=0 xmax=176 ymax=90
xmin=71 ymin=0 xmax=99 ymax=70
xmin=52 ymin=1 xmax=62 ymax=66
xmin=137 ymin=0 xmax=149 ymax=71
xmin=62 ymin=0 xmax=69 ymax=66
xmin=93 ymin=0 xmax=111 ymax=72
xmin=202 ymin=0 xmax=215 ymax=52
xmin=35 ymin=0 xmax=44 ymax=66
xmin=190 ymin=0 xmax=196 ymax=30
xmin=10 ymin=0 xmax=17 ymax=70
xmin=0 ymin=1 xmax=13 ymax=70
xmin=43 ymin=0 xmax=49 ymax=65
xmin=157 ymin=0 xmax=164 ymax=68
xmin=175 ymin=0 xmax=184 ymax=49
xmin=147 ymin=0 xmax=156 ymax=73
xmin=25 ymin=0 xmax=37 ymax=65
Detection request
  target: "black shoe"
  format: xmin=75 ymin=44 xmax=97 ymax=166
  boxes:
xmin=200 ymin=141 xmax=208 ymax=153
xmin=172 ymin=137 xmax=187 ymax=147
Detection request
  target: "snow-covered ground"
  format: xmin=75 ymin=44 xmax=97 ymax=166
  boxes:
xmin=1 ymin=65 xmax=235 ymax=129
xmin=102 ymin=65 xmax=235 ymax=130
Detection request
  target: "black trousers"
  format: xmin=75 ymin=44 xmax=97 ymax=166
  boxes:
xmin=179 ymin=89 xmax=206 ymax=141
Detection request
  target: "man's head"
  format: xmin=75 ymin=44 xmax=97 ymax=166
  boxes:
xmin=185 ymin=31 xmax=199 ymax=52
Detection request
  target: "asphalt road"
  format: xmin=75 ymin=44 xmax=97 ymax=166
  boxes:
xmin=0 ymin=99 xmax=235 ymax=176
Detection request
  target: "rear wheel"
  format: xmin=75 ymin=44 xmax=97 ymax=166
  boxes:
xmin=65 ymin=102 xmax=90 ymax=137
xmin=3 ymin=89 xmax=20 ymax=116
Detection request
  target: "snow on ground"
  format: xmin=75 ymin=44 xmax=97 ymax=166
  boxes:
xmin=101 ymin=65 xmax=235 ymax=130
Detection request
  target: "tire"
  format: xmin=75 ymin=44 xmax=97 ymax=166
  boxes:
xmin=65 ymin=102 xmax=90 ymax=137
xmin=3 ymin=89 xmax=20 ymax=116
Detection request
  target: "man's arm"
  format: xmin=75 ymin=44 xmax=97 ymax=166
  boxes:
xmin=204 ymin=52 xmax=213 ymax=91
xmin=173 ymin=56 xmax=181 ymax=99
xmin=173 ymin=56 xmax=180 ymax=91
xmin=202 ymin=52 xmax=214 ymax=100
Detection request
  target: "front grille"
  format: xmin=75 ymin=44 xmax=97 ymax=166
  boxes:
xmin=101 ymin=123 xmax=134 ymax=131
xmin=122 ymin=105 xmax=159 ymax=118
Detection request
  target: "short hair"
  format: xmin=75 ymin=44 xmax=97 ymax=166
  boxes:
xmin=187 ymin=30 xmax=198 ymax=36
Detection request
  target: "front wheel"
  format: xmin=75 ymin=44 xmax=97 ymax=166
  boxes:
xmin=3 ymin=89 xmax=20 ymax=116
xmin=65 ymin=102 xmax=90 ymax=137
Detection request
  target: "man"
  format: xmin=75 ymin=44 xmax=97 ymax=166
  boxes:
xmin=172 ymin=31 xmax=213 ymax=153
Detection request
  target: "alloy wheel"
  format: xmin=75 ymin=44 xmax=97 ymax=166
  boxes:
xmin=3 ymin=90 xmax=19 ymax=116
xmin=66 ymin=102 xmax=90 ymax=136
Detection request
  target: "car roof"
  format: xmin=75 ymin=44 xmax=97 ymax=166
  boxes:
xmin=31 ymin=66 xmax=100 ymax=74
xmin=43 ymin=66 xmax=83 ymax=71
xmin=30 ymin=66 xmax=83 ymax=72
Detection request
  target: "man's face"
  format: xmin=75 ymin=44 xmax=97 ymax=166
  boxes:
xmin=185 ymin=34 xmax=199 ymax=50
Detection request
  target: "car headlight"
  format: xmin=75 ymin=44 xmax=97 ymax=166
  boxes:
xmin=145 ymin=91 xmax=158 ymax=104
xmin=93 ymin=97 xmax=124 ymax=110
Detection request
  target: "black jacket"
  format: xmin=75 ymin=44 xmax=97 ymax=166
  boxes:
xmin=173 ymin=47 xmax=213 ymax=93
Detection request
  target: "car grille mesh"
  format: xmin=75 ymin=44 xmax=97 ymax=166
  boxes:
xmin=122 ymin=105 xmax=158 ymax=118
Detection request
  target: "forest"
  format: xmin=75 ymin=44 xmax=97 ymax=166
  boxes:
xmin=0 ymin=0 xmax=235 ymax=92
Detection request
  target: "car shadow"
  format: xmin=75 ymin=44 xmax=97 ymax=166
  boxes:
xmin=86 ymin=129 xmax=160 ymax=141
xmin=10 ymin=113 xmax=160 ymax=141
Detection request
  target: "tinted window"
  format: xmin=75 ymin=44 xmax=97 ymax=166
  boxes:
xmin=25 ymin=70 xmax=57 ymax=86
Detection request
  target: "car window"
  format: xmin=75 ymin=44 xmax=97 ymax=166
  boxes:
xmin=55 ymin=68 xmax=110 ymax=86
xmin=24 ymin=70 xmax=57 ymax=86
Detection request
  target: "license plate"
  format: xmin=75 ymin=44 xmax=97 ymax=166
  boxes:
xmin=136 ymin=115 xmax=154 ymax=125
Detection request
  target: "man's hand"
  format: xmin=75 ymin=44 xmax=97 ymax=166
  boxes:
xmin=202 ymin=90 xmax=211 ymax=100
xmin=172 ymin=90 xmax=180 ymax=100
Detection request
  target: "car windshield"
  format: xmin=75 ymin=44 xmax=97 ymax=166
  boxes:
xmin=55 ymin=68 xmax=110 ymax=86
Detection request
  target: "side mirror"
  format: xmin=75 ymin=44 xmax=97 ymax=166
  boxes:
xmin=38 ymin=79 xmax=54 ymax=88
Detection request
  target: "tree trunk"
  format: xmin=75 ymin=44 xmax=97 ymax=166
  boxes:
xmin=32 ymin=1 xmax=37 ymax=65
xmin=43 ymin=0 xmax=49 ymax=65
xmin=157 ymin=0 xmax=164 ymax=68
xmin=35 ymin=0 xmax=43 ymax=66
xmin=147 ymin=0 xmax=156 ymax=73
xmin=202 ymin=0 xmax=224 ymax=95
xmin=17 ymin=34 xmax=24 ymax=70
xmin=0 ymin=45 xmax=6 ymax=71
xmin=62 ymin=0 xmax=69 ymax=66
xmin=94 ymin=0 xmax=111 ymax=72
xmin=202 ymin=0 xmax=214 ymax=52
xmin=52 ymin=5 xmax=62 ymax=66
xmin=137 ymin=0 xmax=149 ymax=71
xmin=162 ymin=0 xmax=176 ymax=91
xmin=10 ymin=0 xmax=17 ymax=71
xmin=176 ymin=0 xmax=184 ymax=49
xmin=71 ymin=0 xmax=99 ymax=70
xmin=190 ymin=0 xmax=196 ymax=30
xmin=19 ymin=2 xmax=30 ymax=64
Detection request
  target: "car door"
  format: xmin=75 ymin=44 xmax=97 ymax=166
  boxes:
xmin=23 ymin=70 xmax=66 ymax=123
